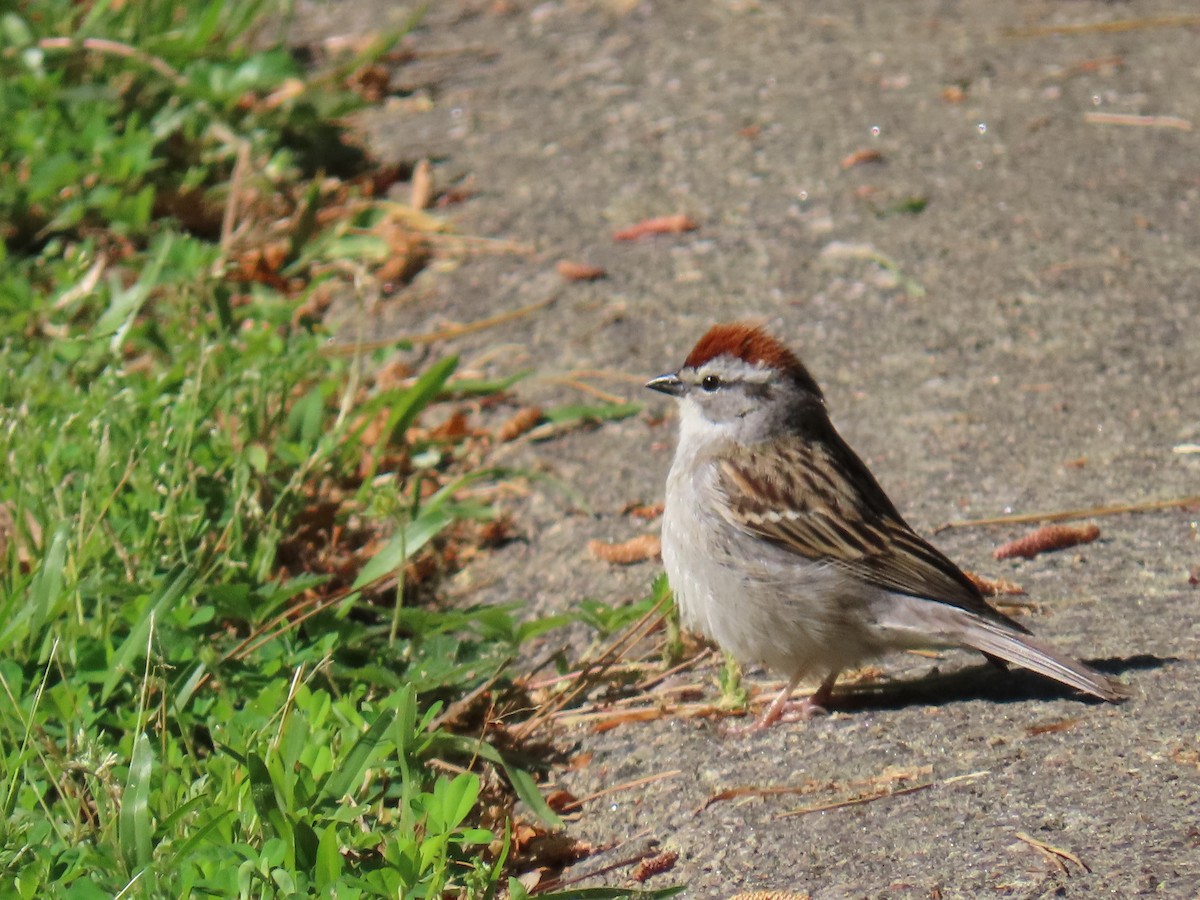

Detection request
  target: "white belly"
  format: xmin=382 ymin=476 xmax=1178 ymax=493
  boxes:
xmin=660 ymin=453 xmax=891 ymax=679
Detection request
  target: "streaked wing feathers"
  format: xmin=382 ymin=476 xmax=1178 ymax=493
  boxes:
xmin=718 ymin=438 xmax=1014 ymax=624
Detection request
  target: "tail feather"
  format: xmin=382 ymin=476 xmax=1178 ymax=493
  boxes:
xmin=954 ymin=614 xmax=1129 ymax=701
xmin=878 ymin=597 xmax=1129 ymax=702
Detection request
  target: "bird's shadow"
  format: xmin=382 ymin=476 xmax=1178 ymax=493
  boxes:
xmin=826 ymin=654 xmax=1169 ymax=712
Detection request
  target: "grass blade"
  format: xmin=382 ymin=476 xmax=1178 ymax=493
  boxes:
xmin=316 ymin=708 xmax=395 ymax=801
xmin=118 ymin=732 xmax=154 ymax=872
xmin=352 ymin=506 xmax=450 ymax=590
xmin=0 ymin=525 xmax=67 ymax=648
xmin=247 ymin=753 xmax=290 ymax=844
xmin=360 ymin=354 xmax=458 ymax=479
xmin=102 ymin=566 xmax=199 ymax=703
xmin=436 ymin=735 xmax=562 ymax=828
xmin=95 ymin=235 xmax=172 ymax=352
xmin=162 ymin=809 xmax=234 ymax=872
xmin=541 ymin=402 xmax=641 ymax=424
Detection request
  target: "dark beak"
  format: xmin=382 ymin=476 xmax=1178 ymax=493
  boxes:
xmin=645 ymin=373 xmax=685 ymax=397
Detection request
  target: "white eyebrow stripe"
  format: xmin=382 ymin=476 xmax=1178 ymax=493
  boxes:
xmin=685 ymin=357 xmax=773 ymax=384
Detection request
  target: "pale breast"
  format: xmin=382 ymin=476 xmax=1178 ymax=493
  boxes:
xmin=661 ymin=452 xmax=893 ymax=678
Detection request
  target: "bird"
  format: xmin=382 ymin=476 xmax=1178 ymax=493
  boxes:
xmin=646 ymin=322 xmax=1128 ymax=730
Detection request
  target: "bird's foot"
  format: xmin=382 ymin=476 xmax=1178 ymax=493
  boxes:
xmin=721 ymin=671 xmax=839 ymax=734
xmin=772 ymin=696 xmax=831 ymax=724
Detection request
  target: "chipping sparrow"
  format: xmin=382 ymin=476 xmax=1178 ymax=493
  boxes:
xmin=647 ymin=322 xmax=1128 ymax=730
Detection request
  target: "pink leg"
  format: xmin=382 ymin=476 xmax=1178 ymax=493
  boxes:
xmin=725 ymin=671 xmax=840 ymax=734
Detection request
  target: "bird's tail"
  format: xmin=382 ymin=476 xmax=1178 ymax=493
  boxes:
xmin=878 ymin=598 xmax=1129 ymax=702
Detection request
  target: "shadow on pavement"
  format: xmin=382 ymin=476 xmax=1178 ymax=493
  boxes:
xmin=828 ymin=654 xmax=1170 ymax=712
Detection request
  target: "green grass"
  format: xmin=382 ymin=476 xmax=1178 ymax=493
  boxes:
xmin=0 ymin=1 xmax=681 ymax=897
xmin=0 ymin=269 xmax=533 ymax=894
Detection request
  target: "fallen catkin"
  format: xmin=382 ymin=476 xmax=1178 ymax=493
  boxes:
xmin=495 ymin=407 xmax=542 ymax=442
xmin=963 ymin=570 xmax=1026 ymax=596
xmin=623 ymin=502 xmax=665 ymax=520
xmin=994 ymin=523 xmax=1101 ymax=560
xmin=632 ymin=849 xmax=679 ymax=882
xmin=587 ymin=534 xmax=662 ymax=564
xmin=556 ymin=260 xmax=607 ymax=281
xmin=612 ymin=214 xmax=698 ymax=241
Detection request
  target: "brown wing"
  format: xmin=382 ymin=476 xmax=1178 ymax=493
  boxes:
xmin=717 ymin=433 xmax=1025 ymax=630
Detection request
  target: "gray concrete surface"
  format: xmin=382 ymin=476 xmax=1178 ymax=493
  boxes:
xmin=311 ymin=0 xmax=1199 ymax=895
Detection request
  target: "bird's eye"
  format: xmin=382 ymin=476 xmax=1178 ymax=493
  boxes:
xmin=701 ymin=374 xmax=721 ymax=392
